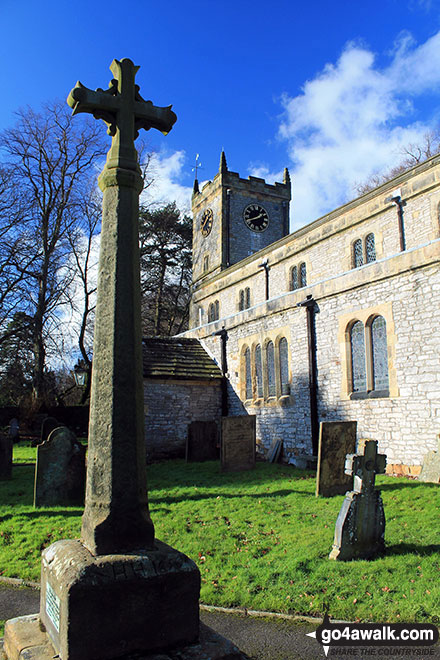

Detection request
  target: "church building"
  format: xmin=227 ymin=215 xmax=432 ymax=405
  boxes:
xmin=178 ymin=151 xmax=440 ymax=475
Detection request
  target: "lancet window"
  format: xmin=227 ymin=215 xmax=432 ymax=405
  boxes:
xmin=349 ymin=316 xmax=389 ymax=397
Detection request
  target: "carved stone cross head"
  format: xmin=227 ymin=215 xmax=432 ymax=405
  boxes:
xmin=345 ymin=440 xmax=386 ymax=494
xmin=67 ymin=58 xmax=177 ymax=172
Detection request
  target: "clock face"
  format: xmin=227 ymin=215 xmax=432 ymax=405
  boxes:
xmin=200 ymin=208 xmax=214 ymax=237
xmin=243 ymin=204 xmax=269 ymax=232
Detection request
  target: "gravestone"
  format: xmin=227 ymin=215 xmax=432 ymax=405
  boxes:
xmin=186 ymin=420 xmax=219 ymax=462
xmin=4 ymin=58 xmax=247 ymax=660
xmin=315 ymin=421 xmax=357 ymax=497
xmin=41 ymin=417 xmax=60 ymax=443
xmin=34 ymin=427 xmax=86 ymax=507
xmin=419 ymin=438 xmax=440 ymax=484
xmin=32 ymin=416 xmax=59 ymax=447
xmin=0 ymin=434 xmax=12 ymax=480
xmin=329 ymin=440 xmax=386 ymax=561
xmin=8 ymin=418 xmax=19 ymax=443
xmin=221 ymin=415 xmax=256 ymax=472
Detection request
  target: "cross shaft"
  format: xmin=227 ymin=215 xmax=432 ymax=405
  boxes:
xmin=67 ymin=59 xmax=176 ymax=555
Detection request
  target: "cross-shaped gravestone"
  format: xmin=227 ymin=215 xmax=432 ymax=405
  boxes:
xmin=329 ymin=440 xmax=387 ymax=561
xmin=345 ymin=438 xmax=386 ymax=494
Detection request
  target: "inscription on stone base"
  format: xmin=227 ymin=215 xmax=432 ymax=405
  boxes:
xmin=45 ymin=582 xmax=60 ymax=633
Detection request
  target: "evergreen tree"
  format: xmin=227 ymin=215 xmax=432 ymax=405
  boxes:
xmin=139 ymin=203 xmax=192 ymax=336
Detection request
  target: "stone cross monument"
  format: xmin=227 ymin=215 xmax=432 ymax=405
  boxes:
xmin=3 ymin=58 xmax=247 ymax=660
xmin=329 ymin=440 xmax=387 ymax=561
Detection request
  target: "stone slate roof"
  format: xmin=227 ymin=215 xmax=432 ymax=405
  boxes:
xmin=142 ymin=337 xmax=223 ymax=381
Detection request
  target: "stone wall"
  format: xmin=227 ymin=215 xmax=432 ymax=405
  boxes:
xmin=143 ymin=379 xmax=222 ymax=460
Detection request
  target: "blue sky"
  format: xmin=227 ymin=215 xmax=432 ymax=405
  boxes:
xmin=1 ymin=0 xmax=440 ymax=229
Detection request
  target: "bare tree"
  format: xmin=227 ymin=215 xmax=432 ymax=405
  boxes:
xmin=0 ymin=101 xmax=106 ymax=405
xmin=354 ymin=130 xmax=440 ymax=195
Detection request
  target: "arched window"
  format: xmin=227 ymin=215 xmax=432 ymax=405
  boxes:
xmin=290 ymin=265 xmax=298 ymax=291
xmin=238 ymin=290 xmax=244 ymax=311
xmin=255 ymin=344 xmax=263 ymax=398
xmin=244 ymin=347 xmax=252 ymax=399
xmin=279 ymin=337 xmax=289 ymax=395
xmin=266 ymin=341 xmax=276 ymax=397
xmin=350 ymin=321 xmax=366 ymax=392
xmin=245 ymin=287 xmax=251 ymax=309
xmin=203 ymin=255 xmax=209 ymax=272
xmin=371 ymin=316 xmax=389 ymax=391
xmin=299 ymin=262 xmax=307 ymax=287
xmin=365 ymin=233 xmax=376 ymax=263
xmin=353 ymin=239 xmax=364 ymax=268
xmin=208 ymin=301 xmax=219 ymax=322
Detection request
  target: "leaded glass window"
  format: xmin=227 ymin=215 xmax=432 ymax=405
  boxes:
xmin=266 ymin=341 xmax=276 ymax=397
xmin=290 ymin=266 xmax=298 ymax=291
xmin=365 ymin=233 xmax=376 ymax=263
xmin=214 ymin=300 xmax=219 ymax=320
xmin=299 ymin=262 xmax=307 ymax=288
xmin=255 ymin=344 xmax=263 ymax=398
xmin=238 ymin=290 xmax=244 ymax=311
xmin=245 ymin=347 xmax=252 ymax=399
xmin=245 ymin=287 xmax=251 ymax=309
xmin=279 ymin=338 xmax=289 ymax=395
xmin=353 ymin=239 xmax=364 ymax=268
xmin=371 ymin=316 xmax=389 ymax=390
xmin=350 ymin=321 xmax=366 ymax=392
xmin=208 ymin=303 xmax=214 ymax=323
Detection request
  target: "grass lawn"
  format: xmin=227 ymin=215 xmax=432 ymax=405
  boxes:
xmin=1 ymin=449 xmax=439 ymax=626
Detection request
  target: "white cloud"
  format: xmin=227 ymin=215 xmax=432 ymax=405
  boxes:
xmin=141 ymin=150 xmax=193 ymax=213
xmin=272 ymin=31 xmax=440 ymax=230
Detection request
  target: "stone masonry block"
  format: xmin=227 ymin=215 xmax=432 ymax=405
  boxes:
xmin=39 ymin=539 xmax=200 ymax=660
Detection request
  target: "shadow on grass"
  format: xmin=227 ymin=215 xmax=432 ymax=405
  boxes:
xmin=148 ymin=461 xmax=316 ymax=491
xmin=379 ymin=481 xmax=440 ymax=492
xmin=385 ymin=542 xmax=440 ymax=556
xmin=0 ymin=509 xmax=83 ymax=523
xmin=150 ymin=487 xmax=314 ymax=506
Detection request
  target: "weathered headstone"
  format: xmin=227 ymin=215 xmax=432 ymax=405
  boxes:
xmin=329 ymin=440 xmax=386 ymax=561
xmin=419 ymin=438 xmax=440 ymax=484
xmin=0 ymin=434 xmax=12 ymax=480
xmin=32 ymin=416 xmax=59 ymax=447
xmin=40 ymin=417 xmax=60 ymax=443
xmin=221 ymin=415 xmax=256 ymax=472
xmin=4 ymin=58 xmax=247 ymax=660
xmin=186 ymin=420 xmax=219 ymax=462
xmin=316 ymin=421 xmax=357 ymax=497
xmin=34 ymin=427 xmax=86 ymax=507
xmin=8 ymin=418 xmax=19 ymax=443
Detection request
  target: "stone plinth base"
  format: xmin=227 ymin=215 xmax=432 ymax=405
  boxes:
xmin=2 ymin=615 xmax=249 ymax=660
xmin=37 ymin=538 xmax=201 ymax=660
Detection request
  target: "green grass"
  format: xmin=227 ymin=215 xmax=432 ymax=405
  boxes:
xmin=12 ymin=440 xmax=37 ymax=464
xmin=0 ymin=460 xmax=439 ymax=624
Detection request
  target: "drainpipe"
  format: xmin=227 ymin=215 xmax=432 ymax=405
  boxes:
xmin=386 ymin=191 xmax=406 ymax=252
xmin=258 ymin=258 xmax=270 ymax=301
xmin=297 ymin=295 xmax=319 ymax=455
xmin=213 ymin=327 xmax=228 ymax=416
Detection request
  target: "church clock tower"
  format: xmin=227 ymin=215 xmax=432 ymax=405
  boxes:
xmin=191 ymin=151 xmax=291 ymax=286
